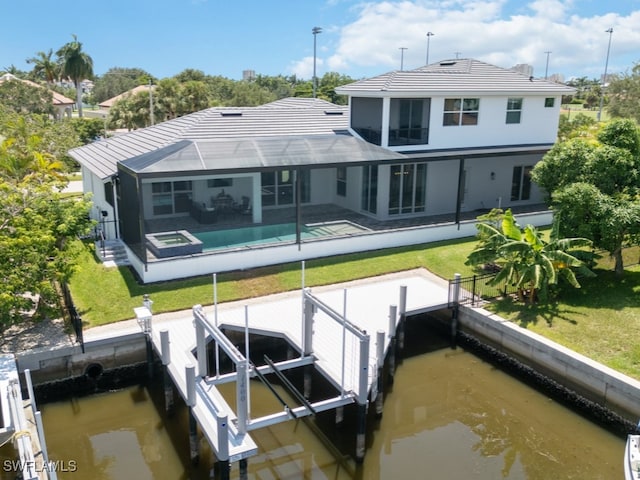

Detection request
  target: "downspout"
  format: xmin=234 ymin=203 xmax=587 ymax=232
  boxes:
xmin=455 ymin=158 xmax=465 ymax=229
xmin=295 ymin=169 xmax=302 ymax=249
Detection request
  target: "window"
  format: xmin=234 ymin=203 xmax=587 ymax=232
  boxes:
xmin=336 ymin=167 xmax=347 ymax=197
xmin=151 ymin=180 xmax=193 ymax=215
xmin=361 ymin=165 xmax=378 ymax=214
xmin=506 ymin=98 xmax=523 ymax=124
xmin=208 ymin=178 xmax=233 ymax=188
xmin=389 ymin=99 xmax=429 ymax=145
xmin=545 ymin=97 xmax=555 ymax=108
xmin=511 ymin=166 xmax=532 ymax=201
xmin=261 ymin=170 xmax=309 ymax=206
xmin=388 ymin=163 xmax=427 ymax=215
xmin=443 ymin=98 xmax=479 ymax=126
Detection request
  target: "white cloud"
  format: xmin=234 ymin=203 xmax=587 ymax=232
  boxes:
xmin=292 ymin=0 xmax=640 ymax=81
xmin=289 ymin=56 xmax=325 ymax=79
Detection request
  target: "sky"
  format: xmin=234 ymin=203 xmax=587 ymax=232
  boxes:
xmin=2 ymin=0 xmax=640 ymax=82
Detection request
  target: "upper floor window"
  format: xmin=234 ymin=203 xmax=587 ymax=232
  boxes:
xmin=506 ymin=98 xmax=523 ymax=124
xmin=545 ymin=97 xmax=555 ymax=108
xmin=389 ymin=99 xmax=429 ymax=146
xmin=443 ymin=98 xmax=479 ymax=126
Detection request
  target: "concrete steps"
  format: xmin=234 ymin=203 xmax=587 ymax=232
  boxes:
xmin=95 ymin=239 xmax=130 ymax=267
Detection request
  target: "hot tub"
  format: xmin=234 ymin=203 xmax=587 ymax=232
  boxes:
xmin=146 ymin=230 xmax=203 ymax=258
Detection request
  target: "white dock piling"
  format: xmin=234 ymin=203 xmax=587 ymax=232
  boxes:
xmin=160 ymin=330 xmax=174 ymax=414
xmin=375 ymin=330 xmax=385 ymax=417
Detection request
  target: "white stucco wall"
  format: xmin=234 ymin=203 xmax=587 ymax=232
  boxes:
xmin=366 ymin=94 xmax=563 ymax=153
xmin=131 ymin=211 xmax=553 ymax=283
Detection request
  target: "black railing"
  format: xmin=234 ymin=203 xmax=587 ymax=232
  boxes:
xmin=448 ymin=272 xmax=517 ymax=307
xmin=60 ymin=282 xmax=84 ymax=353
xmin=388 ymin=127 xmax=429 ymax=146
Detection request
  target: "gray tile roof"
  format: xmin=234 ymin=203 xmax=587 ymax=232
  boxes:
xmin=70 ymin=98 xmax=349 ymax=180
xmin=335 ymin=58 xmax=575 ymax=95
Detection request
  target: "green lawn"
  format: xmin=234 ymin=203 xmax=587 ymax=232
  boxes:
xmin=69 ymin=238 xmax=640 ymax=379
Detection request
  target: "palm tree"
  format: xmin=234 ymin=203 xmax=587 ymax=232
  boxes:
xmin=465 ymin=209 xmax=595 ymax=303
xmin=26 ymin=49 xmax=59 ymax=84
xmin=56 ymin=35 xmax=93 ymax=117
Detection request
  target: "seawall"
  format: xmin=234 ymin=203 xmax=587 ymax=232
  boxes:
xmin=459 ymin=305 xmax=640 ymax=422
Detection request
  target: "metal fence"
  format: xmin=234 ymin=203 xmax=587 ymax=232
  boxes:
xmin=60 ymin=282 xmax=85 ymax=353
xmin=448 ymin=272 xmax=517 ymax=307
xmin=448 ymin=246 xmax=640 ymax=308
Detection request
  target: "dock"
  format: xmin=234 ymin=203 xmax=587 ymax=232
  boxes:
xmin=0 ymin=355 xmax=55 ymax=480
xmin=144 ymin=268 xmax=451 ymax=477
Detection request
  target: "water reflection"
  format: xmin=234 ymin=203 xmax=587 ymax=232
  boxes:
xmin=7 ymin=340 xmax=623 ymax=479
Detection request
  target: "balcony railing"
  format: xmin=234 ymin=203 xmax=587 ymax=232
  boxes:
xmin=353 ymin=127 xmax=382 ymax=146
xmin=388 ymin=127 xmax=429 ymax=146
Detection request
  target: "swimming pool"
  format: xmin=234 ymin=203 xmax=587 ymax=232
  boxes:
xmin=193 ymin=221 xmax=368 ymax=251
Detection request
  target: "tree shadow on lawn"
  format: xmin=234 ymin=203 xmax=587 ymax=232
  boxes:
xmin=489 ymin=268 xmax=640 ymax=328
xmin=491 ymin=296 xmax=582 ymax=328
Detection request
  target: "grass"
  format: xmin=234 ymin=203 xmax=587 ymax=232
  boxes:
xmin=69 ymin=238 xmax=640 ymax=379
xmin=560 ymin=103 xmax=610 ymax=122
xmin=69 ymin=238 xmax=477 ymax=327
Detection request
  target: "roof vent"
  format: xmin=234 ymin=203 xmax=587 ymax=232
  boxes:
xmin=324 ymin=110 xmax=343 ymax=115
xmin=439 ymin=61 xmax=456 ymax=66
xmin=220 ymin=111 xmax=242 ymax=117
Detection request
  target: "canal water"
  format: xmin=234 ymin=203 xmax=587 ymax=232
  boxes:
xmin=2 ymin=326 xmax=626 ymax=479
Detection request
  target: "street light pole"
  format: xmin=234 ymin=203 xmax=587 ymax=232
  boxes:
xmin=399 ymin=47 xmax=407 ymax=71
xmin=597 ymin=27 xmax=614 ymax=121
xmin=544 ymin=51 xmax=552 ymax=79
xmin=312 ymin=26 xmax=322 ymax=98
xmin=425 ymin=32 xmax=434 ymax=65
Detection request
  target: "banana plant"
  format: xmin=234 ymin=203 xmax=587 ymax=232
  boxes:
xmin=466 ymin=209 xmax=595 ymax=303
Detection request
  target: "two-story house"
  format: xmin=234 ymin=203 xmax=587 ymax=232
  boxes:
xmin=70 ymin=59 xmax=572 ymax=283
xmin=335 ymin=58 xmax=573 ymax=222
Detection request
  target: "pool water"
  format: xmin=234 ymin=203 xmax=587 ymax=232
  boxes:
xmin=155 ymin=233 xmax=191 ymax=245
xmin=193 ymin=221 xmax=367 ymax=251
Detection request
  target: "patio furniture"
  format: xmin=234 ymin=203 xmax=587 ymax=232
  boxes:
xmin=190 ymin=201 xmax=217 ymax=224
xmin=212 ymin=193 xmax=234 ymax=215
xmin=235 ymin=196 xmax=251 ymax=215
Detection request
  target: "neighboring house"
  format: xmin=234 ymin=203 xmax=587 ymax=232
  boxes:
xmin=0 ymin=73 xmax=75 ymax=119
xmin=98 ymin=84 xmax=155 ymax=112
xmin=69 ymin=59 xmax=571 ymax=283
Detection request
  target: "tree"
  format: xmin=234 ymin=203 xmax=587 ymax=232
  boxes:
xmin=0 ymin=111 xmax=81 ymax=171
xmin=90 ymin=67 xmax=151 ymax=104
xmin=179 ymin=80 xmax=210 ymax=114
xmin=552 ymin=184 xmax=640 ymax=276
xmin=532 ymin=119 xmax=640 ymax=275
xmin=26 ymin=49 xmax=59 ymax=84
xmin=56 ymin=35 xmax=94 ymax=117
xmin=557 ymin=113 xmax=596 ymax=141
xmin=0 ymin=78 xmax=54 ymax=115
xmin=0 ymin=129 xmax=93 ymax=325
xmin=108 ymin=93 xmax=152 ymax=130
xmin=607 ymin=63 xmax=640 ymax=123
xmin=465 ymin=209 xmax=594 ymax=303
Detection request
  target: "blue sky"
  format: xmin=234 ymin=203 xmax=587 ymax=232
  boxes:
xmin=2 ymin=0 xmax=639 ymax=82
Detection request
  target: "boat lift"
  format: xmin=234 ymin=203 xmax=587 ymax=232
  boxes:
xmin=152 ymin=271 xmax=378 ymax=478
